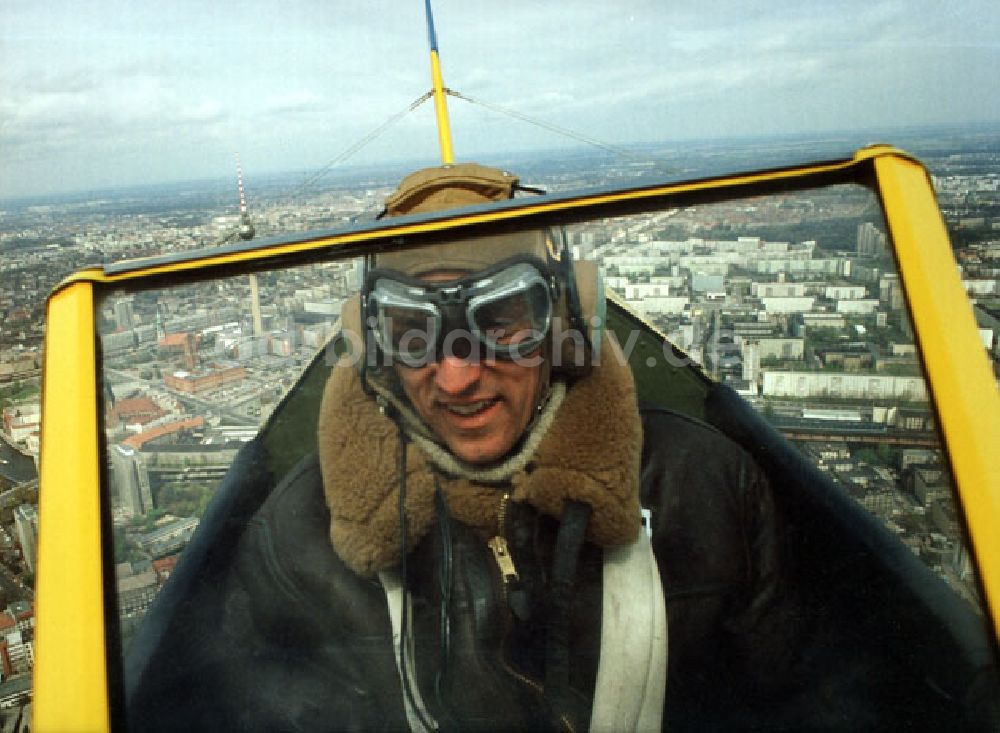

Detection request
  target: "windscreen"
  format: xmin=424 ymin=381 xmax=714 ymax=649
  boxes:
xmin=97 ymin=182 xmax=999 ymax=730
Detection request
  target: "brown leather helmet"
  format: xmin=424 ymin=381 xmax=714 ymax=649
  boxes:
xmin=343 ymin=162 xmax=604 ymax=371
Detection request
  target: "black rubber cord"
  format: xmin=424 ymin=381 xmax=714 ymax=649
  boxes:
xmin=397 ymin=433 xmax=437 ymax=732
xmin=433 ymin=480 xmax=459 ymax=730
xmin=545 ymin=500 xmax=592 ymax=728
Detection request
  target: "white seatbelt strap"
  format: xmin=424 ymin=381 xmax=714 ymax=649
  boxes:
xmin=379 ymin=570 xmax=438 ymax=732
xmin=589 ymin=527 xmax=668 ymax=732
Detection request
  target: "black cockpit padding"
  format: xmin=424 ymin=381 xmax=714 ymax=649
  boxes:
xmin=605 ymin=302 xmax=710 ymax=420
xmin=704 ymin=381 xmax=1000 ymax=729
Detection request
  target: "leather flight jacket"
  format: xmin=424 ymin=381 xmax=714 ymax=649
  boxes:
xmin=126 ymin=406 xmax=792 ymax=731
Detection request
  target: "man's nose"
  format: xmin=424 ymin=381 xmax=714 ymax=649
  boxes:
xmin=433 ymin=355 xmax=483 ymax=395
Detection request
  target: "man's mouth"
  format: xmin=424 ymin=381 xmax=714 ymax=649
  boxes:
xmin=443 ymin=398 xmax=499 ymax=417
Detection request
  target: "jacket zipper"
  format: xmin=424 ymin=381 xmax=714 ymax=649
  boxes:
xmin=487 ymin=493 xmax=575 ymax=733
xmin=488 ymin=493 xmax=538 ymax=688
xmin=488 ymin=491 xmax=519 ymax=600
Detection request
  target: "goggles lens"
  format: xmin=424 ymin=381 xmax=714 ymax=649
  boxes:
xmin=376 ymin=302 xmax=438 ymax=362
xmin=369 ymin=261 xmax=553 ymax=364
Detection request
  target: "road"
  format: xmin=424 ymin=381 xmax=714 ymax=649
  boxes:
xmin=0 ymin=435 xmax=36 ymax=486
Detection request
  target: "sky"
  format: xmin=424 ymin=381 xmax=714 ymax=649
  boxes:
xmin=2 ymin=0 xmax=999 ymax=199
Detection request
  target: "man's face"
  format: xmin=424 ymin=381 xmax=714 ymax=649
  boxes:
xmin=394 ymin=271 xmax=545 ymax=465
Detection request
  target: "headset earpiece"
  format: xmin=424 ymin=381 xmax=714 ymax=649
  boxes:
xmin=359 ymin=256 xmax=374 ymax=392
xmin=546 ymin=227 xmax=604 ymax=370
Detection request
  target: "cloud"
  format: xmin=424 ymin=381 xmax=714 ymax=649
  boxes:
xmin=2 ymin=0 xmax=999 ymax=198
xmin=260 ymin=90 xmax=325 ymax=115
xmin=177 ymin=99 xmax=227 ymax=123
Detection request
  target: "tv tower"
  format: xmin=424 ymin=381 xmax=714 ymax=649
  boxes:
xmin=235 ymin=152 xmax=255 ymax=241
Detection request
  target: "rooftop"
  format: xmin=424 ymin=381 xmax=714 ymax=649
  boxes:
xmin=121 ymin=416 xmax=204 ymax=449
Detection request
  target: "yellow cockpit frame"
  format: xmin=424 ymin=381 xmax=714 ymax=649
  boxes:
xmin=35 ymin=146 xmax=1000 ymax=730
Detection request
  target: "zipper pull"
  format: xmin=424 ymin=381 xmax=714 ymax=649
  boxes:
xmin=488 ymin=536 xmax=519 ymax=584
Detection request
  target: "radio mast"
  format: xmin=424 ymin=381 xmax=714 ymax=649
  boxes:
xmin=235 ymin=152 xmax=255 ymax=241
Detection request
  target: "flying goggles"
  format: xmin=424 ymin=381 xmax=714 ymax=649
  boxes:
xmin=366 ymin=257 xmax=557 ymax=365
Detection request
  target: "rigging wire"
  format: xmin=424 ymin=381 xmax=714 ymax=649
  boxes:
xmin=214 ymin=91 xmax=434 ymax=244
xmin=282 ymin=90 xmax=435 ymax=202
xmin=444 ymin=88 xmax=643 ymax=162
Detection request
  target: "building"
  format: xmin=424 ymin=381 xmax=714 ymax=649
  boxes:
xmin=138 ymin=517 xmax=199 ymax=558
xmin=879 ymin=274 xmax=905 ymax=310
xmin=0 ymin=351 xmax=39 ymax=382
xmin=626 ymin=296 xmax=690 ymax=317
xmin=691 ymin=272 xmax=725 ymax=294
xmin=761 ymin=296 xmax=815 ymax=314
xmin=8 ymin=603 xmax=33 ymax=637
xmin=793 ymin=312 xmax=847 ymax=335
xmin=824 ymin=284 xmax=868 ymax=300
xmin=900 ymin=448 xmax=940 ymax=470
xmin=100 ymin=329 xmax=137 ymax=354
xmin=754 ymin=258 xmax=844 ymax=276
xmin=11 ymin=507 xmax=36 ymax=574
xmin=107 ymin=397 xmax=167 ymax=431
xmin=741 ymin=341 xmax=760 ymax=384
xmin=134 ymin=323 xmax=158 ymax=344
xmin=621 ymin=282 xmax=672 ymax=299
xmin=974 ymin=305 xmax=1000 ymax=357
xmin=163 ymin=364 xmax=246 ymax=394
xmin=152 ymin=555 xmax=179 ymax=584
xmin=0 ymin=675 xmax=31 ymax=710
xmin=224 ymin=336 xmax=269 ymax=361
xmin=751 ymin=282 xmax=807 ymax=298
xmin=268 ymin=331 xmax=298 ymax=357
xmin=857 ymin=222 xmax=888 ymax=258
xmin=110 ymin=445 xmax=154 ymax=517
xmin=735 ymin=336 xmax=804 ymax=362
xmin=0 ymin=640 xmax=11 ymax=679
xmin=816 ymin=346 xmax=874 ymax=371
xmin=912 ymin=467 xmax=951 ymax=507
xmin=113 ymin=298 xmax=135 ymax=331
xmin=1 ymin=406 xmax=39 ymax=444
xmin=301 ymin=323 xmax=335 ymax=349
xmin=117 ymin=570 xmax=159 ymax=619
xmin=248 ymin=274 xmax=264 ymax=337
xmin=121 ymin=417 xmax=205 ymax=450
xmin=962 ymin=278 xmax=999 ymax=297
xmin=0 ymin=616 xmax=31 ymax=677
xmin=762 ymin=371 xmax=928 ymax=401
xmin=303 ymin=299 xmax=346 ymax=317
xmin=836 ymin=299 xmax=880 ymax=315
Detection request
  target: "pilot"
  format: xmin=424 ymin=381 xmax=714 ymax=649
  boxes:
xmin=177 ymin=162 xmax=796 ymax=732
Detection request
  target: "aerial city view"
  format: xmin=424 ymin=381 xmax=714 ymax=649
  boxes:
xmin=4 ymin=0 xmax=1000 ymax=727
xmin=1 ymin=125 xmax=999 ymax=716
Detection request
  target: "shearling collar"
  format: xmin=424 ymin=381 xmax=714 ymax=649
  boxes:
xmin=317 ymin=337 xmax=643 ymax=577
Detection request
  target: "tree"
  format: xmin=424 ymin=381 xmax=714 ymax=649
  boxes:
xmin=856 ymin=448 xmax=879 ymax=465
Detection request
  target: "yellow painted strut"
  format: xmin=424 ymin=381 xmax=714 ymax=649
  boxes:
xmin=430 ymin=50 xmax=454 ymax=164
xmin=425 ymin=0 xmax=454 ymax=164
